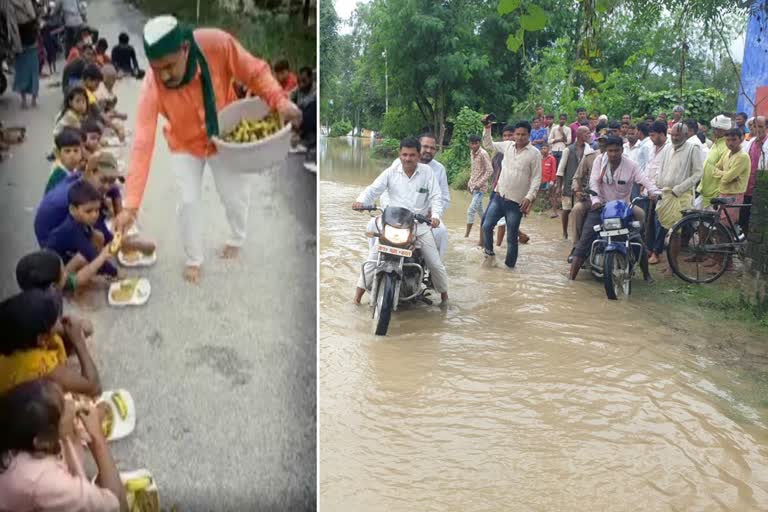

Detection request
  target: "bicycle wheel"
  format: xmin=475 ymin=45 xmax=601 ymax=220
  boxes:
xmin=667 ymin=214 xmax=733 ymax=283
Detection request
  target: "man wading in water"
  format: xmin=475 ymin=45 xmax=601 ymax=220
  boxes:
xmin=113 ymin=15 xmax=301 ymax=283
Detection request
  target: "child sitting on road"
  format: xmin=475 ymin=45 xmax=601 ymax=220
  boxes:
xmin=82 ymin=64 xmax=125 ymax=141
xmin=111 ymin=32 xmax=144 ymax=78
xmin=0 ymin=379 xmax=128 ymax=512
xmin=16 ymin=250 xmax=102 ymax=334
xmin=36 ymin=153 xmax=155 ymax=277
xmin=0 ymin=289 xmax=102 ymax=397
xmin=45 ymin=127 xmax=83 ymax=195
xmin=42 ymin=179 xmax=123 ymax=284
xmin=81 ymin=118 xmax=103 ymax=166
xmin=53 ymin=86 xmax=88 ymax=140
xmin=95 ymin=65 xmax=127 ymax=121
xmin=95 ymin=38 xmax=111 ymax=67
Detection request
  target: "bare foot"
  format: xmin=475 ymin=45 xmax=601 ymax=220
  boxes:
xmin=183 ymin=265 xmax=202 ymax=283
xmin=220 ymin=245 xmax=240 ymax=259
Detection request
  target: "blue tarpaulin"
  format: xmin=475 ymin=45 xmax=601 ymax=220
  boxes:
xmin=738 ymin=0 xmax=768 ymax=115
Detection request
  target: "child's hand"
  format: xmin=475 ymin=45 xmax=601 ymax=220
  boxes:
xmin=79 ymin=404 xmax=105 ymax=442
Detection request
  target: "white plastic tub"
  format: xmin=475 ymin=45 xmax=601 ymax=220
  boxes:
xmin=212 ymin=97 xmax=292 ymax=174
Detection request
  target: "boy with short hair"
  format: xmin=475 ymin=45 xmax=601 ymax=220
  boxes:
xmin=82 ymin=64 xmax=125 ymax=141
xmin=42 ymin=179 xmax=122 ymax=281
xmin=111 ymin=32 xmax=144 ymax=78
xmin=46 ymin=127 xmax=83 ymax=194
xmin=713 ymin=128 xmax=751 ymax=225
xmin=465 ymin=134 xmax=493 ymax=238
xmin=540 ymin=143 xmax=559 ymax=215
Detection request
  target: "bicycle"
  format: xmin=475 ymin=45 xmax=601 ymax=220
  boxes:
xmin=666 ymin=197 xmax=750 ymax=283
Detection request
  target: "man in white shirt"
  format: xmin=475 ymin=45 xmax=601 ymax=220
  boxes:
xmin=418 ymin=134 xmax=451 ymax=258
xmin=626 ymin=122 xmax=654 ymax=198
xmin=369 ymin=133 xmax=451 ymax=258
xmin=353 ymin=137 xmax=448 ymax=304
xmin=685 ymin=118 xmax=708 ymax=161
xmin=481 ymin=119 xmax=542 ymax=269
xmin=548 ymin=113 xmax=572 ymax=164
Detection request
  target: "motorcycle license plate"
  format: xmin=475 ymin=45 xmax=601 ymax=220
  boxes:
xmin=378 ymin=245 xmax=412 ymax=257
xmin=600 ymin=228 xmax=629 ymax=237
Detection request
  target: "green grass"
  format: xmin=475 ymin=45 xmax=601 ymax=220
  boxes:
xmin=127 ymin=0 xmax=315 ymax=69
xmin=635 ymin=276 xmax=768 ymax=332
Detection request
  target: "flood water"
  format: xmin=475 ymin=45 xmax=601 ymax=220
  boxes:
xmin=319 ymin=136 xmax=768 ymax=511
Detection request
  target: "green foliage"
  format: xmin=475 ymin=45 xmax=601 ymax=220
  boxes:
xmin=442 ymin=107 xmax=484 ymax=187
xmin=371 ymin=138 xmax=401 ymax=159
xmin=497 ymin=0 xmax=550 ymax=54
xmin=330 ymin=120 xmax=353 ymax=137
xmin=128 ymin=0 xmax=315 ymax=67
xmin=381 ymin=107 xmax=426 ymax=140
xmin=637 ymin=89 xmax=726 ymax=121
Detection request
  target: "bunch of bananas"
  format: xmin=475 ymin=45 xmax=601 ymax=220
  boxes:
xmin=222 ymin=113 xmax=281 ymax=143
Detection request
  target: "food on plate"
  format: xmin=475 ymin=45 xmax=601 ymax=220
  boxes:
xmin=110 ymin=279 xmax=137 ymax=303
xmin=222 ymin=113 xmax=281 ymax=143
xmin=101 ymin=403 xmax=114 ymax=438
xmin=121 ymin=250 xmax=141 ymax=263
xmin=112 ymin=392 xmax=128 ymax=420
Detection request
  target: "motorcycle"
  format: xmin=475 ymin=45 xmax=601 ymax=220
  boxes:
xmin=582 ymin=195 xmax=648 ymax=300
xmin=355 ymin=205 xmax=436 ymax=336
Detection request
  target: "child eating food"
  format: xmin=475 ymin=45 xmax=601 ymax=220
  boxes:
xmin=0 ymin=379 xmax=127 ymax=512
xmin=0 ymin=289 xmax=101 ymax=397
xmin=45 ymin=127 xmax=83 ymax=195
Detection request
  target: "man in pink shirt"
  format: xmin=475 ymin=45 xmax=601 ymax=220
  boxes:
xmin=569 ymin=107 xmax=586 ymax=138
xmin=569 ymin=136 xmax=661 ymax=280
xmin=741 ymin=115 xmax=767 ymax=236
xmin=113 ymin=15 xmax=301 ymax=283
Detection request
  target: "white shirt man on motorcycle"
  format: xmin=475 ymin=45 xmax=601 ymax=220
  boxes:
xmin=353 ymin=137 xmax=449 ymax=305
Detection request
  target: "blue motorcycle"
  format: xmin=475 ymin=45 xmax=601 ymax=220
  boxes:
xmin=585 ymin=198 xmax=648 ymax=300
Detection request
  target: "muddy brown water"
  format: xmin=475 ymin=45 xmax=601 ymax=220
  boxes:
xmin=319 ymin=137 xmax=768 ymax=512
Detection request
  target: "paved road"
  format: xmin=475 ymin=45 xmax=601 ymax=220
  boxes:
xmin=0 ymin=1 xmax=317 ymax=510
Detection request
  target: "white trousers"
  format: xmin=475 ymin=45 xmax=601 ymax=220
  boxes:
xmin=171 ymin=153 xmax=252 ymax=266
xmin=358 ymin=229 xmax=448 ymax=294
xmin=367 ymin=216 xmax=449 ymax=258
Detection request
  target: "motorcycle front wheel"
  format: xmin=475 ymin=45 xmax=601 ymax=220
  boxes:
xmin=372 ymin=272 xmax=396 ymax=336
xmin=603 ymin=252 xmax=631 ymax=300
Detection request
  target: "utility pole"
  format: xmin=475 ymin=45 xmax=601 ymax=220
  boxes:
xmin=196 ymin=0 xmax=201 ymax=23
xmin=382 ymin=49 xmax=388 ymax=114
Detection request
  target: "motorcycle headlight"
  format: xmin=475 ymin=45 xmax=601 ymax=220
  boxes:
xmin=603 ymin=218 xmax=622 ymax=230
xmin=383 ymin=225 xmax=411 ymax=245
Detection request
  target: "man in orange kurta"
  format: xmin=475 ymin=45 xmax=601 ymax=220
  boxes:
xmin=113 ymin=16 xmax=301 ymax=283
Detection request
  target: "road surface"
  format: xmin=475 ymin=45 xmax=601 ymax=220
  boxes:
xmin=0 ymin=1 xmax=317 ymax=509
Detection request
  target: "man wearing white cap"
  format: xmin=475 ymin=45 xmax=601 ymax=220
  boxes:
xmin=696 ymin=114 xmax=732 ymax=208
xmin=113 ymin=15 xmax=301 ymax=283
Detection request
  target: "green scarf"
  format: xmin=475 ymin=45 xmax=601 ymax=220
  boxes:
xmin=144 ymin=23 xmax=219 ymax=138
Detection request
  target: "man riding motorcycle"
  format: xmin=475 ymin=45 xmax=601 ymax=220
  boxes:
xmin=353 ymin=137 xmax=449 ymax=305
xmin=569 ymin=136 xmax=661 ymax=281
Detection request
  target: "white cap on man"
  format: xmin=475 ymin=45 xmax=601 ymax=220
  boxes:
xmin=710 ymin=115 xmax=732 ymax=130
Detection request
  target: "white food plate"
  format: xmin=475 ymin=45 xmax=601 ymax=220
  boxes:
xmin=108 ymin=278 xmax=151 ymax=307
xmin=100 ymin=389 xmax=136 ymax=441
xmin=118 ymin=250 xmax=157 ymax=268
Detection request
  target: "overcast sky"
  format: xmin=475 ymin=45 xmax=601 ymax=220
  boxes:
xmin=332 ymin=0 xmax=746 ymax=62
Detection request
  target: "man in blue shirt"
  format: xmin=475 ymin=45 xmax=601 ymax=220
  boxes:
xmin=34 ymin=152 xmax=118 ymax=246
xmin=530 ymin=116 xmax=548 ymax=151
